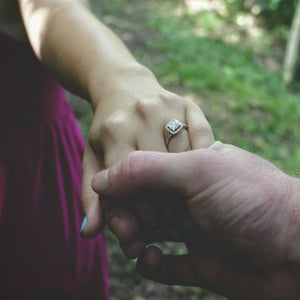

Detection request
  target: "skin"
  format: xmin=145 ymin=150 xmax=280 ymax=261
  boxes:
xmin=92 ymin=142 xmax=300 ymax=300
xmin=0 ymin=0 xmax=214 ymax=236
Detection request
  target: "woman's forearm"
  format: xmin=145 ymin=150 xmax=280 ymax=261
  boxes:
xmin=18 ymin=0 xmax=149 ymax=107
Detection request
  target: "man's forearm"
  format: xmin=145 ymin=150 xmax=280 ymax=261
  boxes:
xmin=18 ymin=0 xmax=148 ymax=106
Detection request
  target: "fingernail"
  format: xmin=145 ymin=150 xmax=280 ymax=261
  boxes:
xmin=80 ymin=216 xmax=87 ymax=236
xmin=94 ymin=169 xmax=109 ymax=192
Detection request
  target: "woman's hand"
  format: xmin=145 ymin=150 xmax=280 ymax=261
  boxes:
xmin=91 ymin=142 xmax=300 ymax=300
xmin=81 ymin=64 xmax=214 ymax=237
xmin=17 ymin=1 xmax=213 ymax=238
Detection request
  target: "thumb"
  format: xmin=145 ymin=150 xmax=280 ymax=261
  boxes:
xmin=91 ymin=150 xmax=202 ymax=198
xmin=81 ymin=144 xmax=106 ymax=238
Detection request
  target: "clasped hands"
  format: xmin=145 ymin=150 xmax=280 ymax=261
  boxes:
xmin=91 ymin=142 xmax=300 ymax=300
xmin=79 ymin=66 xmax=300 ymax=299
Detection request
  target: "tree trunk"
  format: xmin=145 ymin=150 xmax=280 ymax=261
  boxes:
xmin=283 ymin=0 xmax=300 ymax=86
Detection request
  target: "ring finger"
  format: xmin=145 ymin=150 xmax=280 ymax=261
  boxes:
xmin=164 ymin=118 xmax=191 ymax=153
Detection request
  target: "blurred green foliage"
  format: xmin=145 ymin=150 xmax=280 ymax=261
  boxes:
xmin=225 ymin=0 xmax=297 ymax=29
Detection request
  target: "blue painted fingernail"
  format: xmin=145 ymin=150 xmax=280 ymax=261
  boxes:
xmin=80 ymin=217 xmax=87 ymax=236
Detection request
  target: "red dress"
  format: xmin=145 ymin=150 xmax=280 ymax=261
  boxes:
xmin=0 ymin=31 xmax=109 ymax=299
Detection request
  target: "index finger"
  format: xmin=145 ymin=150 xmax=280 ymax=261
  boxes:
xmin=81 ymin=144 xmax=105 ymax=238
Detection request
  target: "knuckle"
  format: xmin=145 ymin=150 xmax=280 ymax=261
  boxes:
xmin=101 ymin=113 xmax=129 ymax=139
xmin=135 ymin=98 xmax=160 ymax=117
xmin=135 ymin=92 xmax=188 ymax=118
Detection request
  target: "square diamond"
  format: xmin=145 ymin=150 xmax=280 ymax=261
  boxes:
xmin=166 ymin=119 xmax=184 ymax=134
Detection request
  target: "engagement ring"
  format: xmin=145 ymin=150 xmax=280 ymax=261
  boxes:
xmin=165 ymin=119 xmax=188 ymax=146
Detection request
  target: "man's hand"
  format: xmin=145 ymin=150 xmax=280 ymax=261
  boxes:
xmin=92 ymin=142 xmax=300 ymax=300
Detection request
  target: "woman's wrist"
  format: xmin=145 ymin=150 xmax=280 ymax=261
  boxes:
xmin=87 ymin=62 xmax=162 ymax=111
